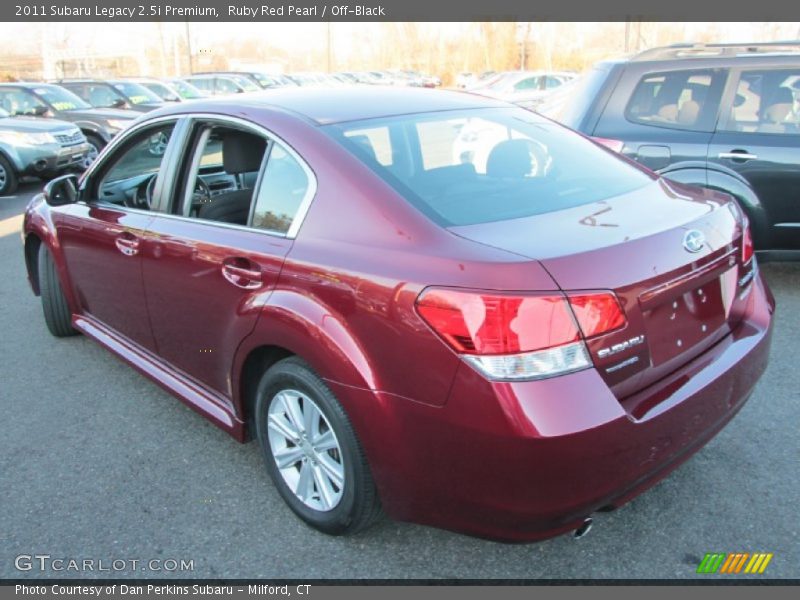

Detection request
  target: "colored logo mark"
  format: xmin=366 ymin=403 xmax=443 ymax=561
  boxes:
xmin=697 ymin=552 xmax=773 ymax=574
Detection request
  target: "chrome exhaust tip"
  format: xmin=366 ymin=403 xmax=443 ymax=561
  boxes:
xmin=573 ymin=517 xmax=593 ymax=539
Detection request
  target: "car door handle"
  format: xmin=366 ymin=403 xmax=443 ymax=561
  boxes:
xmin=114 ymin=235 xmax=140 ymax=257
xmin=718 ymin=150 xmax=758 ymax=161
xmin=221 ymin=260 xmax=262 ymax=290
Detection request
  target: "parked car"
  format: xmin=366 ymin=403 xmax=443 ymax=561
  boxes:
xmin=165 ymin=78 xmax=210 ymax=101
xmin=287 ymin=72 xmax=347 ymax=87
xmin=57 ymin=79 xmax=164 ymax=113
xmin=538 ymin=41 xmax=800 ymax=260
xmin=0 ymin=83 xmax=137 ymax=167
xmin=126 ymin=78 xmax=206 ymax=103
xmin=193 ymin=71 xmax=295 ymax=89
xmin=0 ymin=107 xmax=89 ymax=195
xmin=23 ymin=87 xmax=773 ymax=542
xmin=469 ymin=70 xmax=574 ymax=107
xmin=183 ymin=74 xmax=261 ymax=96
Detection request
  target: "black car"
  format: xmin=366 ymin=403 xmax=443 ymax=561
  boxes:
xmin=0 ymin=83 xmax=137 ymax=167
xmin=57 ymin=79 xmax=164 ymax=113
xmin=538 ymin=41 xmax=800 ymax=260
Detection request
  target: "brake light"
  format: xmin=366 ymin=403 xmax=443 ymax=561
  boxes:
xmin=415 ymin=288 xmax=627 ymax=381
xmin=590 ymin=136 xmax=625 ymax=153
xmin=742 ymin=224 xmax=754 ymax=265
xmin=567 ymin=293 xmax=626 ymax=338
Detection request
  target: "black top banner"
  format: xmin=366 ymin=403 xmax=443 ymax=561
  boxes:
xmin=3 ymin=0 xmax=800 ymax=22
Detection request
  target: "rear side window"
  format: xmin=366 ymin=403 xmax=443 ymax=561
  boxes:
xmin=625 ymin=69 xmax=726 ymax=132
xmin=251 ymin=145 xmax=310 ymax=234
xmin=325 ymin=107 xmax=653 ymax=227
xmin=722 ymin=69 xmax=800 ymax=134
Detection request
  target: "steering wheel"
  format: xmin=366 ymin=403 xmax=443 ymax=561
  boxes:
xmin=192 ymin=178 xmax=213 ymax=207
xmin=140 ymin=173 xmax=157 ymax=209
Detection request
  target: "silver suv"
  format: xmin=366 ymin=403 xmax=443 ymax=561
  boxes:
xmin=0 ymin=107 xmax=90 ymax=196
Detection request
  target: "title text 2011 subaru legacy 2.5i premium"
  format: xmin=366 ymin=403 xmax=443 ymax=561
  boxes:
xmin=22 ymin=88 xmax=774 ymax=541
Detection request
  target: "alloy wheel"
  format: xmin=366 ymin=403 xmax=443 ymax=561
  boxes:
xmin=267 ymin=389 xmax=345 ymax=511
xmin=0 ymin=163 xmax=6 ymax=189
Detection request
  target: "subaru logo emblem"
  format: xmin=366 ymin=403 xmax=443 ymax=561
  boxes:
xmin=683 ymin=229 xmax=705 ymax=253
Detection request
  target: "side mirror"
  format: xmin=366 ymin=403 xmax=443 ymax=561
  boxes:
xmin=43 ymin=174 xmax=79 ymax=206
xmin=33 ymin=105 xmax=50 ymax=116
xmin=111 ymin=98 xmax=128 ymax=109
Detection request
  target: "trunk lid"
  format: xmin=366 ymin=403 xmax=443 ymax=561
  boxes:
xmin=449 ymin=178 xmax=754 ymax=400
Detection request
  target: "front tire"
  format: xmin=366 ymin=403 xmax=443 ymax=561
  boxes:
xmin=37 ymin=246 xmax=78 ymax=337
xmin=255 ymin=357 xmax=381 ymax=535
xmin=82 ymin=134 xmax=104 ymax=170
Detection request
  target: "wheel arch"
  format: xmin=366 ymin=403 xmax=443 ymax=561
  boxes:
xmin=24 ymin=232 xmax=42 ymax=295
xmin=232 ymin=290 xmax=381 ymax=441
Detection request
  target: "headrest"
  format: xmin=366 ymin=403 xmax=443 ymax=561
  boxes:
xmin=657 ymin=104 xmax=678 ymax=121
xmin=222 ymin=131 xmax=267 ymax=174
xmin=486 ymin=139 xmax=533 ymax=178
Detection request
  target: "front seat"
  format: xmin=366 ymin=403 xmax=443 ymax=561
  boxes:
xmin=198 ymin=131 xmax=266 ymax=225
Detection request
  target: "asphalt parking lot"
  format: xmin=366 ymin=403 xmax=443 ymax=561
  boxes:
xmin=1 ymin=182 xmax=798 ymax=580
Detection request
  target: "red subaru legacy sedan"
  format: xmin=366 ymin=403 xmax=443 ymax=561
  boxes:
xmin=23 ymin=88 xmax=774 ymax=541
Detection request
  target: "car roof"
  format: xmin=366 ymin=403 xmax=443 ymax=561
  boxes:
xmin=158 ymin=87 xmax=509 ymax=125
xmin=628 ymin=41 xmax=800 ymax=63
xmin=0 ymin=82 xmax=68 ymax=91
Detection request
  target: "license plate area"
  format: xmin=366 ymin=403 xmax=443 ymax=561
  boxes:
xmin=641 ymin=266 xmax=737 ymax=366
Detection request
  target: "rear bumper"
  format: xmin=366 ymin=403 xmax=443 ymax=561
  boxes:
xmin=332 ymin=272 xmax=774 ymax=541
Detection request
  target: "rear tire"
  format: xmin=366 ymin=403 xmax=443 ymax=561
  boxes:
xmin=254 ymin=357 xmax=381 ymax=535
xmin=37 ymin=246 xmax=78 ymax=337
xmin=0 ymin=154 xmax=19 ymax=196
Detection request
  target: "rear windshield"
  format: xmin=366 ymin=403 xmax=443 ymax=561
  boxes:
xmin=324 ymin=107 xmax=652 ymax=227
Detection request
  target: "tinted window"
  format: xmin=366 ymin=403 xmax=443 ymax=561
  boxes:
xmin=0 ymin=88 xmax=47 ymax=115
xmin=325 ymin=108 xmax=652 ymax=227
xmin=112 ymin=82 xmax=162 ymax=105
xmin=176 ymin=124 xmax=311 ymax=235
xmin=77 ymin=84 xmax=123 ymax=108
xmin=723 ymin=69 xmax=800 ymax=134
xmin=625 ymin=69 xmax=725 ymax=132
xmin=33 ymin=86 xmax=90 ymax=111
xmin=251 ymin=145 xmax=310 ymax=234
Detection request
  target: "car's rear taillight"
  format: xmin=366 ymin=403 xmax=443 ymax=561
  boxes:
xmin=567 ymin=292 xmax=626 ymax=338
xmin=742 ymin=223 xmax=754 ymax=265
xmin=415 ymin=288 xmax=626 ymax=381
xmin=590 ymin=136 xmax=625 ymax=153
